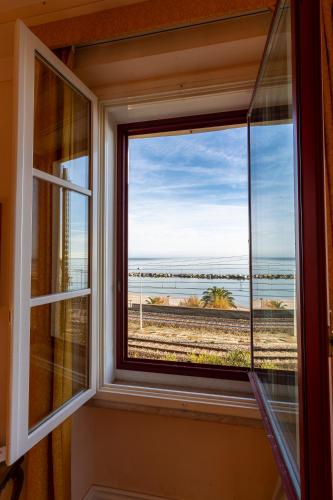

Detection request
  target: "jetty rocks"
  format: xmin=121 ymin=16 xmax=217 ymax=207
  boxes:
xmin=128 ymin=272 xmax=295 ymax=280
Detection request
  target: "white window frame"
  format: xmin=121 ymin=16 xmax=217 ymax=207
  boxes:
xmin=96 ymin=99 xmax=257 ymax=419
xmin=7 ymin=20 xmax=98 ymax=465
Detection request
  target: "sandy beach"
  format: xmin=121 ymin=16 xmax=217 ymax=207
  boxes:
xmin=128 ymin=292 xmax=295 ymax=310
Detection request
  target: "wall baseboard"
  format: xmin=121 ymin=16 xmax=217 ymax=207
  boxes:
xmin=84 ymin=485 xmax=174 ymax=500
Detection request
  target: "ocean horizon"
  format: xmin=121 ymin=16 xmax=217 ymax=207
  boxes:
xmin=64 ymin=256 xmax=295 ymax=308
xmin=127 ymin=256 xmax=295 ymax=307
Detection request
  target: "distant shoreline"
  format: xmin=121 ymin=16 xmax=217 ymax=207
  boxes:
xmin=128 ymin=271 xmax=294 ymax=280
xmin=128 ymin=292 xmax=295 ymax=310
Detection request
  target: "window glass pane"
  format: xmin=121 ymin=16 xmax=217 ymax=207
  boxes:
xmin=31 ymin=178 xmax=89 ymax=297
xmin=126 ymin=126 xmax=250 ymax=368
xmin=33 ymin=56 xmax=90 ymax=189
xmin=249 ymin=0 xmax=299 ymax=487
xmin=29 ymin=296 xmax=89 ymax=430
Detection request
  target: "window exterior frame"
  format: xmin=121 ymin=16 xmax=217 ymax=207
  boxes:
xmin=116 ymin=109 xmax=250 ymax=381
xmin=247 ymin=1 xmax=332 ymax=499
xmin=7 ymin=21 xmax=98 ymax=465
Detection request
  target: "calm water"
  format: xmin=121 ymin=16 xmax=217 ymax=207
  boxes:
xmin=128 ymin=256 xmax=295 ymax=308
xmin=65 ymin=256 xmax=295 ymax=308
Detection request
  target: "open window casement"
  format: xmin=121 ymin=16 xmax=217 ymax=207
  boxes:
xmin=7 ymin=20 xmax=98 ymax=464
xmin=247 ymin=1 xmax=332 ymax=499
xmin=6 ymin=4 xmax=332 ymax=498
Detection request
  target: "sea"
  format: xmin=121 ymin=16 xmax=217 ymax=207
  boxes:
xmin=128 ymin=256 xmax=296 ymax=308
xmin=65 ymin=256 xmax=295 ymax=308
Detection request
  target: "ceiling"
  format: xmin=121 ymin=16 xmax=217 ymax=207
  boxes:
xmin=0 ymin=0 xmax=143 ymax=24
xmin=0 ymin=0 xmax=41 ymax=12
xmin=74 ymin=11 xmax=271 ymax=106
xmin=0 ymin=0 xmax=141 ymax=12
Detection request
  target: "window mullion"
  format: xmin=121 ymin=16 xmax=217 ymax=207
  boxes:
xmin=30 ymin=288 xmax=91 ymax=307
xmin=33 ymin=168 xmax=92 ymax=196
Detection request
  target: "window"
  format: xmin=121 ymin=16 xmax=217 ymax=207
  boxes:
xmin=117 ymin=112 xmax=253 ymax=379
xmin=8 ymin=21 xmax=98 ymax=464
xmin=116 ymin=109 xmax=299 ymax=383
xmin=248 ymin=1 xmax=299 ymax=491
xmin=7 ymin=3 xmax=332 ymax=498
xmin=30 ymin=53 xmax=92 ymax=425
xmin=247 ymin=1 xmax=331 ymax=498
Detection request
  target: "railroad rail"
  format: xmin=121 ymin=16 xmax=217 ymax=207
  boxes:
xmin=128 ymin=336 xmax=296 ymax=361
xmin=128 ymin=310 xmax=294 ymax=333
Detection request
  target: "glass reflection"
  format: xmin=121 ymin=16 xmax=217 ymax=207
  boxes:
xmin=249 ymin=0 xmax=299 ymax=487
xmin=31 ymin=178 xmax=89 ymax=297
xmin=33 ymin=56 xmax=90 ymax=189
xmin=29 ymin=296 xmax=89 ymax=430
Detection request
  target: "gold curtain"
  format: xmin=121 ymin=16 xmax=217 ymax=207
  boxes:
xmin=51 ymin=61 xmax=75 ymax=500
xmin=322 ymin=0 xmax=333 ymax=315
xmin=26 ymin=47 xmax=75 ymax=500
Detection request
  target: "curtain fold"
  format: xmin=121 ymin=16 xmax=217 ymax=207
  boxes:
xmin=26 ymin=47 xmax=75 ymax=500
xmin=51 ymin=67 xmax=75 ymax=500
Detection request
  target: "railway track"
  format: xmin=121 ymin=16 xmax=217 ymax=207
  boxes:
xmin=128 ymin=310 xmax=294 ymax=332
xmin=128 ymin=335 xmax=297 ymax=352
xmin=128 ymin=336 xmax=297 ymax=361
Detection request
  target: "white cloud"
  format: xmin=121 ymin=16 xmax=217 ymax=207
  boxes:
xmin=129 ymin=201 xmax=248 ymax=257
xmin=128 ymin=128 xmax=249 ymax=258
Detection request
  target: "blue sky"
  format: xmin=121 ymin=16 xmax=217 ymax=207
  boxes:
xmin=56 ymin=122 xmax=295 ymax=261
xmin=32 ymin=153 xmax=89 ymax=261
xmin=128 ymin=126 xmax=249 ymax=258
xmin=251 ymin=122 xmax=295 ymax=259
xmin=128 ymin=122 xmax=296 ymax=259
xmin=63 ymin=156 xmax=89 ymax=188
xmin=61 ymin=158 xmax=89 ymax=260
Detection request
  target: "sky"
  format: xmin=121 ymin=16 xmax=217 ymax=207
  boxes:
xmin=128 ymin=123 xmax=296 ymax=259
xmin=31 ymin=157 xmax=89 ymax=263
xmin=251 ymin=122 xmax=295 ymax=259
xmin=64 ymin=157 xmax=89 ymax=260
xmin=128 ymin=127 xmax=249 ymax=258
xmin=47 ymin=121 xmax=296 ymax=262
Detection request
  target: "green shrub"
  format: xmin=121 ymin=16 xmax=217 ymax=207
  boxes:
xmin=179 ymin=296 xmax=202 ymax=307
xmin=163 ymin=353 xmax=178 ymax=362
xmin=188 ymin=353 xmax=225 ymax=365
xmin=257 ymin=360 xmax=276 ymax=369
xmin=145 ymin=296 xmax=168 ymax=305
xmin=223 ymin=350 xmax=251 ymax=367
xmin=264 ymin=300 xmax=287 ymax=310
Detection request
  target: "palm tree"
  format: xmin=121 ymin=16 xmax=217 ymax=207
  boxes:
xmin=201 ymin=286 xmax=236 ymax=309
